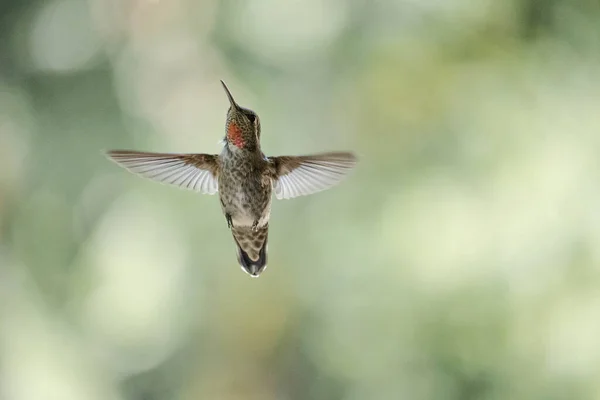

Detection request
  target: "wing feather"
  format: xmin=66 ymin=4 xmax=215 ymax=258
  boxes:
xmin=270 ymin=152 xmax=357 ymax=200
xmin=106 ymin=150 xmax=219 ymax=195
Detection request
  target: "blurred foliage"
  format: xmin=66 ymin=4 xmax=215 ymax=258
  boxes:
xmin=1 ymin=0 xmax=600 ymax=399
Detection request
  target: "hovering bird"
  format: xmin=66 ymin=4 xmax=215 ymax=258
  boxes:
xmin=106 ymin=81 xmax=357 ymax=277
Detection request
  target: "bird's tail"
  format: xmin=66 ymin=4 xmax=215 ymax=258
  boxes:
xmin=231 ymin=225 xmax=268 ymax=277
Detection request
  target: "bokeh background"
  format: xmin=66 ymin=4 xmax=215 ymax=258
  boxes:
xmin=2 ymin=0 xmax=600 ymax=399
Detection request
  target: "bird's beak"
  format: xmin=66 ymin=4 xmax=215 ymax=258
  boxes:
xmin=220 ymin=80 xmax=240 ymax=111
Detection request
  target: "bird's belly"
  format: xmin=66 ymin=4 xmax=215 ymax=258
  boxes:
xmin=232 ymin=213 xmax=257 ymax=227
xmin=220 ymin=186 xmax=271 ymax=228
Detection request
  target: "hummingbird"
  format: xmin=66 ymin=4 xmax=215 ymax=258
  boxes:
xmin=106 ymin=81 xmax=357 ymax=277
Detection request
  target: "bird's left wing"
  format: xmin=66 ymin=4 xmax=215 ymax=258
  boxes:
xmin=106 ymin=150 xmax=219 ymax=194
xmin=269 ymin=152 xmax=357 ymax=200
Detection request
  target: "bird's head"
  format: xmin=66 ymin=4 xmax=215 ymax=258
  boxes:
xmin=221 ymin=80 xmax=261 ymax=152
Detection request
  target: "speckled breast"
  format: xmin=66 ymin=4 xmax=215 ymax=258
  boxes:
xmin=218 ymin=154 xmax=272 ymax=227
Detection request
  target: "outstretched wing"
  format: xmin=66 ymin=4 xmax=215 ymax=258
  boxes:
xmin=106 ymin=150 xmax=219 ymax=194
xmin=269 ymin=152 xmax=357 ymax=200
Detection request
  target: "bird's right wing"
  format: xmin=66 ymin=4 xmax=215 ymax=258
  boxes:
xmin=106 ymin=150 xmax=219 ymax=194
xmin=269 ymin=152 xmax=357 ymax=200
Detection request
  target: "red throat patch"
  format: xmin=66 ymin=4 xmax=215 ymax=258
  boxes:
xmin=227 ymin=122 xmax=245 ymax=148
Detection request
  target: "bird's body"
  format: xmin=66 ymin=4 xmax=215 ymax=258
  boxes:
xmin=218 ymin=147 xmax=272 ymax=273
xmin=106 ymin=81 xmax=357 ymax=277
xmin=218 ymin=147 xmax=271 ymax=229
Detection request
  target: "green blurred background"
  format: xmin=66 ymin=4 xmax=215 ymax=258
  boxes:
xmin=2 ymin=0 xmax=600 ymax=399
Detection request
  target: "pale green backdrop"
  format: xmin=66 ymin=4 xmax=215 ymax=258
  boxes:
xmin=1 ymin=0 xmax=600 ymax=399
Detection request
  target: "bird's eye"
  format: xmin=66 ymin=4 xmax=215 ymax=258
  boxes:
xmin=246 ymin=113 xmax=256 ymax=122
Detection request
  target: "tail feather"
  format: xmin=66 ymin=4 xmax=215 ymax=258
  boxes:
xmin=232 ymin=225 xmax=268 ymax=277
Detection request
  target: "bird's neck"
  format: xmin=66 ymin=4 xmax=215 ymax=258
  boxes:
xmin=222 ymin=141 xmax=262 ymax=161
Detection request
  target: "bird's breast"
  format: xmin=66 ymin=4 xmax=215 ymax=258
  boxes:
xmin=218 ymin=160 xmax=272 ymax=227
